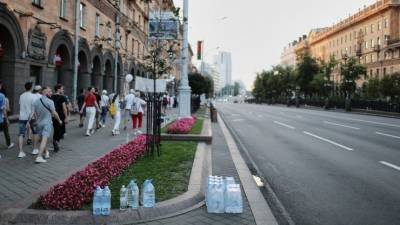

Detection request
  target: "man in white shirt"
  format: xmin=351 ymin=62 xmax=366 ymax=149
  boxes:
xmin=100 ymin=90 xmax=110 ymax=128
xmin=123 ymin=89 xmax=136 ymax=130
xmin=17 ymin=82 xmax=38 ymax=158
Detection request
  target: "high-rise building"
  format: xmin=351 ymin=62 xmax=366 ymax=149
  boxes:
xmin=213 ymin=51 xmax=232 ymax=88
xmin=199 ymin=61 xmax=222 ymax=93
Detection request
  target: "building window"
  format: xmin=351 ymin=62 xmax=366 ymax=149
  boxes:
xmin=377 ymin=37 xmax=381 ymax=46
xmin=107 ymin=22 xmax=112 ymax=42
xmin=32 ymin=0 xmax=42 ymax=7
xmin=377 ymin=21 xmax=381 ymax=31
xmin=137 ymin=42 xmax=140 ymax=57
xmin=384 ymin=18 xmax=388 ymax=28
xmin=365 ymin=41 xmax=368 ymax=49
xmin=370 ymin=54 xmax=373 ymax=62
xmin=383 ymin=67 xmax=387 ymax=76
xmin=371 ymin=24 xmax=374 ymax=33
xmin=370 ymin=69 xmax=373 ymax=77
xmin=376 ymin=68 xmax=380 ymax=77
xmin=59 ymin=0 xmax=67 ymax=18
xmin=142 ymin=45 xmax=145 ymax=59
xmin=132 ymin=39 xmax=135 ymax=54
xmin=371 ymin=39 xmax=374 ymax=47
xmin=79 ymin=3 xmax=86 ymax=28
xmin=349 ymin=33 xmax=352 ymax=41
xmin=95 ymin=14 xmax=100 ymax=37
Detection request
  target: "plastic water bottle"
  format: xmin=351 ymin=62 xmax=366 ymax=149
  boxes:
xmin=131 ymin=180 xmax=140 ymax=209
xmin=142 ymin=179 xmax=155 ymax=208
xmin=93 ymin=186 xmax=103 ymax=216
xmin=127 ymin=180 xmax=134 ymax=208
xmin=225 ymin=184 xmax=243 ymax=213
xmin=120 ymin=185 xmax=128 ymax=210
xmin=102 ymin=186 xmax=111 ymax=216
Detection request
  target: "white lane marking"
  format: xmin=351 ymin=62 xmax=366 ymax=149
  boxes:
xmin=273 ymin=121 xmax=295 ymax=129
xmin=380 ymin=161 xmax=400 ymax=171
xmin=303 ymin=131 xmax=354 ymax=151
xmin=376 ymin=132 xmax=400 ymax=139
xmin=232 ymin=119 xmax=245 ymax=122
xmin=324 ymin=121 xmax=361 ymax=130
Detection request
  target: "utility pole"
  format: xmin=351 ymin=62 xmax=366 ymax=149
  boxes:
xmin=114 ymin=12 xmax=121 ymax=93
xmin=178 ymin=0 xmax=191 ymax=117
xmin=73 ymin=0 xmax=80 ymax=107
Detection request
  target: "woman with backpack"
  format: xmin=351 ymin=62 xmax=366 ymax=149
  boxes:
xmin=111 ymin=94 xmax=122 ymax=136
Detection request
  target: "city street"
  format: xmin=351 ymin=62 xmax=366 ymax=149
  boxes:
xmin=217 ymin=103 xmax=400 ymax=225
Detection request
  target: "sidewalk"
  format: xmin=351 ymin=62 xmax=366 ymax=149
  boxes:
xmin=0 ymin=113 xmax=151 ymax=210
xmin=138 ymin=122 xmax=257 ymax=225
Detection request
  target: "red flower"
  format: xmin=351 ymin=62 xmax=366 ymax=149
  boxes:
xmin=39 ymin=135 xmax=148 ymax=210
xmin=166 ymin=116 xmax=196 ymax=134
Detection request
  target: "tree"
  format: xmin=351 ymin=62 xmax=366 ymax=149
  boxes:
xmin=365 ymin=78 xmax=380 ymax=98
xmin=340 ymin=57 xmax=367 ymax=111
xmin=296 ymin=53 xmax=320 ymax=97
xmin=380 ymin=73 xmax=400 ymax=100
xmin=233 ymin=82 xmax=240 ymax=96
xmin=189 ymin=72 xmax=207 ymax=95
xmin=204 ymin=76 xmax=214 ymax=98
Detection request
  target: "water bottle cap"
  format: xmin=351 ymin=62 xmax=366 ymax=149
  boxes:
xmin=122 ymin=185 xmax=125 ymax=188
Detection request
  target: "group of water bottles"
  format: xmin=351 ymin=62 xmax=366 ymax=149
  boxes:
xmin=206 ymin=175 xmax=243 ymax=214
xmin=92 ymin=179 xmax=156 ymax=216
xmin=93 ymin=186 xmax=112 ymax=216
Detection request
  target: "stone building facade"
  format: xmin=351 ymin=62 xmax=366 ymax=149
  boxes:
xmin=0 ymin=0 xmax=155 ymax=112
xmin=297 ymin=0 xmax=400 ymax=88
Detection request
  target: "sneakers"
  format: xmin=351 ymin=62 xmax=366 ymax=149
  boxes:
xmin=31 ymin=149 xmax=39 ymax=155
xmin=44 ymin=151 xmax=50 ymax=159
xmin=35 ymin=156 xmax=47 ymax=163
xmin=136 ymin=130 xmax=143 ymax=135
xmin=18 ymin=152 xmax=26 ymax=158
xmin=7 ymin=142 xmax=15 ymax=149
xmin=85 ymin=131 xmax=91 ymax=136
xmin=112 ymin=130 xmax=116 ymax=136
xmin=79 ymin=124 xmax=84 ymax=128
xmin=102 ymin=124 xmax=106 ymax=128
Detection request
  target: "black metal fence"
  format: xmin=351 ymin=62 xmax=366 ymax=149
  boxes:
xmin=246 ymin=97 xmax=400 ymax=113
xmin=145 ymin=92 xmax=162 ymax=157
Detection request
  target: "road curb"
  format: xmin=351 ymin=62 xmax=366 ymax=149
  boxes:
xmin=0 ymin=120 xmax=212 ymax=225
xmin=217 ymin=113 xmax=279 ymax=225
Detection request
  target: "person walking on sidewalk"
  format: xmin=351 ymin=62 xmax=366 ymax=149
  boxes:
xmin=100 ymin=90 xmax=109 ymax=128
xmin=51 ymin=84 xmax=68 ymax=152
xmin=77 ymin=89 xmax=85 ymax=128
xmin=132 ymin=92 xmax=146 ymax=135
xmin=94 ymin=88 xmax=101 ymax=129
xmin=30 ymin=85 xmax=42 ymax=152
xmin=0 ymin=86 xmax=14 ymax=150
xmin=123 ymin=89 xmax=135 ymax=130
xmin=17 ymin=82 xmax=38 ymax=158
xmin=31 ymin=86 xmax=62 ymax=163
xmin=111 ymin=94 xmax=122 ymax=136
xmin=80 ymin=87 xmax=100 ymax=136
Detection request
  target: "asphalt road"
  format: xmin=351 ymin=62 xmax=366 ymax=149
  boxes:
xmin=217 ymin=103 xmax=400 ymax=225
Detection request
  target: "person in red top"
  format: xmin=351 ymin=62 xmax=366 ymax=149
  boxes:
xmin=80 ymin=87 xmax=100 ymax=136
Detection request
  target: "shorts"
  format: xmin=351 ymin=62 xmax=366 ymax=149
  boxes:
xmin=19 ymin=120 xmax=38 ymax=137
xmin=36 ymin=123 xmax=53 ymax=138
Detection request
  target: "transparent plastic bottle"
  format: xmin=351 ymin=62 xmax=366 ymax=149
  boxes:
xmin=92 ymin=186 xmax=103 ymax=216
xmin=102 ymin=186 xmax=111 ymax=216
xmin=120 ymin=185 xmax=128 ymax=210
xmin=142 ymin=179 xmax=155 ymax=208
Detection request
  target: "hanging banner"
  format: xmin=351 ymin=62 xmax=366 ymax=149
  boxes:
xmin=135 ymin=76 xmax=167 ymax=93
xmin=149 ymin=11 xmax=179 ymax=40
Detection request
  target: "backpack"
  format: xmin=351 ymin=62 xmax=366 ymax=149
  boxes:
xmin=130 ymin=99 xmax=139 ymax=115
xmin=109 ymin=103 xmax=116 ymax=117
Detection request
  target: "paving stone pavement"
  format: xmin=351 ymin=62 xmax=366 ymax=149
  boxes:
xmin=0 ymin=113 xmax=149 ymax=209
xmin=137 ymin=122 xmax=257 ymax=225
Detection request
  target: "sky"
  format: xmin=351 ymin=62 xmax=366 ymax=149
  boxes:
xmin=173 ymin=0 xmax=377 ymax=90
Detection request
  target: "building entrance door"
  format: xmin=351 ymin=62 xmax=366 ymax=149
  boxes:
xmin=30 ymin=65 xmax=41 ymax=85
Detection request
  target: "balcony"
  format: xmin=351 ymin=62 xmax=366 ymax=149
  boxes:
xmin=373 ymin=45 xmax=381 ymax=52
xmin=386 ymin=38 xmax=400 ymax=46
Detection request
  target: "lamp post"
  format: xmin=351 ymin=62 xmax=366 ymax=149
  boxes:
xmin=73 ymin=0 xmax=80 ymax=109
xmin=178 ymin=0 xmax=192 ymax=118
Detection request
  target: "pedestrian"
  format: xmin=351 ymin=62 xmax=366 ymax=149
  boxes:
xmin=100 ymin=90 xmax=109 ymax=128
xmin=80 ymin=87 xmax=100 ymax=136
xmin=111 ymin=94 xmax=122 ymax=136
xmin=169 ymin=95 xmax=175 ymax=109
xmin=17 ymin=82 xmax=38 ymax=158
xmin=132 ymin=92 xmax=146 ymax=135
xmin=123 ymin=89 xmax=135 ymax=130
xmin=77 ymin=89 xmax=85 ymax=128
xmin=162 ymin=94 xmax=168 ymax=113
xmin=30 ymin=86 xmax=62 ymax=163
xmin=51 ymin=84 xmax=68 ymax=152
xmin=94 ymin=88 xmax=101 ymax=129
xmin=0 ymin=86 xmax=14 ymax=150
xmin=31 ymin=85 xmax=42 ymax=152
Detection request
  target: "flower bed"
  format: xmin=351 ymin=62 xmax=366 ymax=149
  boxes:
xmin=38 ymin=135 xmax=147 ymax=210
xmin=166 ymin=116 xmax=196 ymax=134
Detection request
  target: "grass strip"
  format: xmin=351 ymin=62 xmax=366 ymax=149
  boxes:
xmin=108 ymin=141 xmax=197 ymax=209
